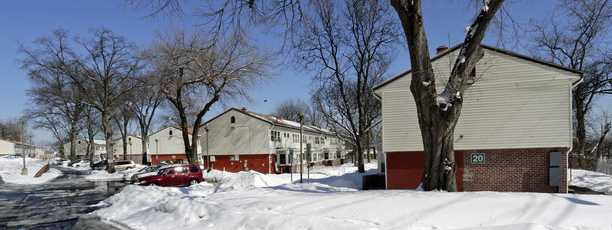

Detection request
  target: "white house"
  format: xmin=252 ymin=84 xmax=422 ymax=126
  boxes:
xmin=0 ymin=139 xmax=15 ymax=156
xmin=111 ymin=135 xmax=143 ymax=163
xmin=63 ymin=139 xmax=106 ymax=160
xmin=200 ymin=107 xmax=347 ymax=174
xmin=148 ymin=126 xmax=200 ymax=165
xmin=373 ymin=44 xmax=581 ymax=193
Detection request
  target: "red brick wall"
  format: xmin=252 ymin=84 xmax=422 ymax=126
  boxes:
xmin=386 ymin=148 xmax=567 ymax=193
xmin=460 ymin=148 xmax=567 ymax=193
xmin=386 ymin=151 xmax=463 ymax=190
xmin=151 ymin=154 xmax=188 ymax=165
xmin=206 ymin=154 xmax=276 ymax=174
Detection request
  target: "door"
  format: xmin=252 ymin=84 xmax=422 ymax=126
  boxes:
xmin=549 ymin=152 xmax=561 ymax=187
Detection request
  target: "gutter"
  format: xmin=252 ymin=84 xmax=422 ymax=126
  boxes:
xmin=567 ymin=75 xmax=583 ymax=191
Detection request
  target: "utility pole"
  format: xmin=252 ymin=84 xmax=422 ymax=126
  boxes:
xmin=20 ymin=119 xmax=28 ymax=176
xmin=299 ymin=113 xmax=304 ymax=183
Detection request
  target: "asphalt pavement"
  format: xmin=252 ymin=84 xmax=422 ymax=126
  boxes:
xmin=0 ymin=166 xmax=128 ymax=230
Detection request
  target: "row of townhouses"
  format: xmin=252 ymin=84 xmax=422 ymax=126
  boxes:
xmin=0 ymin=139 xmax=52 ymax=159
xmin=63 ymin=108 xmax=348 ymax=174
xmin=64 ymin=43 xmax=581 ymax=193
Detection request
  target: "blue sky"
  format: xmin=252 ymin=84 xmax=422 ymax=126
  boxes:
xmin=1 ymin=0 xmax=610 ymax=144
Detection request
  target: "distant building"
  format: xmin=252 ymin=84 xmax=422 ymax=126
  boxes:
xmin=148 ymin=126 xmax=200 ymax=165
xmin=62 ymin=139 xmax=106 ymax=160
xmin=0 ymin=139 xmax=15 ymax=156
xmin=111 ymin=135 xmax=143 ymax=163
xmin=373 ymin=44 xmax=581 ymax=193
xmin=200 ymin=107 xmax=347 ymax=174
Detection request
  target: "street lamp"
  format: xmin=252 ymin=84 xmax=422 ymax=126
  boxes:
xmin=20 ymin=121 xmax=28 ymax=176
xmin=299 ymin=112 xmax=304 ymax=183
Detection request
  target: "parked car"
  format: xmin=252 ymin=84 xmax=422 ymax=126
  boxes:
xmin=72 ymin=160 xmax=91 ymax=168
xmin=136 ymin=164 xmax=203 ymax=187
xmin=129 ymin=165 xmax=166 ymax=181
xmin=114 ymin=160 xmax=136 ymax=171
xmin=92 ymin=160 xmax=107 ymax=170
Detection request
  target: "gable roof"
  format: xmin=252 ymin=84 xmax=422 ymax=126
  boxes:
xmin=373 ymin=44 xmax=582 ymax=92
xmin=203 ymin=107 xmax=334 ymax=135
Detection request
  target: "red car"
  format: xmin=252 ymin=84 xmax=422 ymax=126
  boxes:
xmin=137 ymin=164 xmax=203 ymax=187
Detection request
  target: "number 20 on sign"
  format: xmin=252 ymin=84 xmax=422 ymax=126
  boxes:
xmin=470 ymin=153 xmax=485 ymax=164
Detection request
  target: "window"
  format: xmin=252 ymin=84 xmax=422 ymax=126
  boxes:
xmin=292 ymin=134 xmax=299 ymax=143
xmin=169 ymin=130 xmax=173 ymax=136
xmin=210 ymin=156 xmax=216 ymax=162
xmin=271 ymin=130 xmax=281 ymax=141
xmin=324 ymin=152 xmax=329 ymax=160
xmin=279 ymin=153 xmax=287 ymax=165
xmin=230 ymin=154 xmax=240 ymax=161
xmin=230 ymin=116 xmax=236 ymax=124
xmin=190 ymin=165 xmax=199 ymax=173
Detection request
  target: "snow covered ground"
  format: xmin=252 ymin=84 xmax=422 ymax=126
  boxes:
xmin=0 ymin=157 xmax=62 ymax=184
xmin=570 ymin=169 xmax=612 ymax=195
xmin=93 ymin=163 xmax=612 ymax=230
xmin=85 ymin=165 xmax=146 ymax=182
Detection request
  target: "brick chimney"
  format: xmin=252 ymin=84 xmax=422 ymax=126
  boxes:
xmin=436 ymin=45 xmax=448 ymax=55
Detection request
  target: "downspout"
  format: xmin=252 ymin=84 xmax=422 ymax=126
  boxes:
xmin=269 ymin=121 xmax=276 ymax=174
xmin=567 ymin=76 xmax=584 ymax=191
xmin=373 ymin=89 xmax=388 ymax=189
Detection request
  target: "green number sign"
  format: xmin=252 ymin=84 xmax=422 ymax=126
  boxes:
xmin=470 ymin=153 xmax=485 ymax=164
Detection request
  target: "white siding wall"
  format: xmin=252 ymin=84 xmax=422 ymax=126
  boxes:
xmin=63 ymin=140 xmax=89 ymax=156
xmin=149 ymin=127 xmax=199 ymax=155
xmin=112 ymin=136 xmax=143 ymax=156
xmin=202 ymin=110 xmax=271 ymax=156
xmin=377 ymin=49 xmax=578 ymax=152
xmin=0 ymin=140 xmax=15 ymax=155
xmin=201 ymin=109 xmax=345 ymax=160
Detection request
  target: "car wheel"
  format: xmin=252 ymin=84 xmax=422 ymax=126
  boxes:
xmin=189 ymin=179 xmax=198 ymax=186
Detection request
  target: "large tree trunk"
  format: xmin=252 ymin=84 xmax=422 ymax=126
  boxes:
xmin=574 ymin=93 xmax=587 ymax=160
xmin=88 ymin=132 xmax=95 ymax=163
xmin=102 ymin=112 xmax=115 ymax=173
xmin=122 ymin=132 xmax=128 ymax=160
xmin=190 ymin=125 xmax=200 ymax=164
xmin=391 ymin=0 xmax=503 ymax=191
xmin=355 ymin=136 xmax=365 ymax=173
xmin=68 ymin=123 xmax=77 ymax=161
xmin=141 ymin=130 xmax=149 ymax=165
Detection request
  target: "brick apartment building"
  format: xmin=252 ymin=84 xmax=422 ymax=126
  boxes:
xmin=200 ymin=107 xmax=347 ymax=174
xmin=373 ymin=44 xmax=582 ymax=193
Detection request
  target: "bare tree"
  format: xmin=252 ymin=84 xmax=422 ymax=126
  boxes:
xmin=296 ymin=0 xmax=397 ymax=173
xmin=113 ymin=103 xmax=135 ymax=160
xmin=82 ymin=105 xmax=100 ymax=162
xmin=148 ymin=31 xmax=267 ymax=163
xmin=22 ymin=29 xmax=140 ymax=172
xmin=588 ymin=111 xmax=612 ymax=164
xmin=390 ymin=0 xmax=504 ymax=191
xmin=21 ymin=32 xmax=85 ymax=161
xmin=138 ymin=0 xmax=504 ymax=190
xmin=129 ymin=73 xmax=164 ymax=165
xmin=0 ymin=119 xmax=28 ymax=143
xmin=274 ymin=99 xmax=312 ymax=122
xmin=25 ymin=109 xmax=68 ymax=157
xmin=529 ymin=0 xmax=612 ymax=162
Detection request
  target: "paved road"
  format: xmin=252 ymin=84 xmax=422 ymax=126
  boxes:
xmin=0 ymin=166 xmax=128 ymax=230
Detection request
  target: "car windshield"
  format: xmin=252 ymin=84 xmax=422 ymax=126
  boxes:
xmin=115 ymin=161 xmax=131 ymax=165
xmin=157 ymin=168 xmax=169 ymax=175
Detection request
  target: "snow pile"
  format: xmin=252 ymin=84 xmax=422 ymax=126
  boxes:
xmin=95 ymin=184 xmax=217 ymax=229
xmin=202 ymin=162 xmax=377 ymax=191
xmin=85 ymin=165 xmax=146 ymax=181
xmin=570 ymin=169 xmax=612 ymax=194
xmin=0 ymin=157 xmax=61 ymax=184
xmin=96 ymin=183 xmax=612 ymax=230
